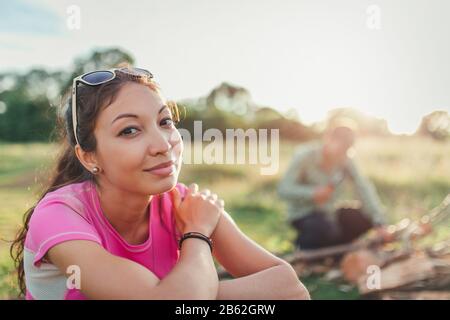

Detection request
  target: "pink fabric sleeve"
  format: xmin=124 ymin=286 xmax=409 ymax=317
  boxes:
xmin=28 ymin=202 xmax=102 ymax=267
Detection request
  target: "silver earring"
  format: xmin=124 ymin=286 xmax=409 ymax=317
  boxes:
xmin=92 ymin=167 xmax=100 ymax=174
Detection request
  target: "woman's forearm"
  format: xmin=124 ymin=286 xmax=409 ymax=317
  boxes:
xmin=217 ymin=263 xmax=310 ymax=300
xmin=157 ymin=238 xmax=218 ymax=299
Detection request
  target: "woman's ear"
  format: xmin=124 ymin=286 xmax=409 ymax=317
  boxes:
xmin=74 ymin=144 xmax=100 ymax=173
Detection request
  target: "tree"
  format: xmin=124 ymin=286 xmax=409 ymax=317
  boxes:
xmin=59 ymin=47 xmax=135 ymax=95
xmin=206 ymin=82 xmax=256 ymax=117
xmin=326 ymin=108 xmax=389 ymax=136
xmin=0 ymin=89 xmax=55 ymax=142
xmin=0 ymin=47 xmax=135 ymax=142
xmin=416 ymin=110 xmax=450 ymax=141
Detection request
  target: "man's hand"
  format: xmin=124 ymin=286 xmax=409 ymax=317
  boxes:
xmin=373 ymin=225 xmax=395 ymax=243
xmin=313 ymin=185 xmax=334 ymax=205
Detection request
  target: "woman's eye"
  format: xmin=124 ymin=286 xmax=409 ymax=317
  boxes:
xmin=119 ymin=127 xmax=139 ymax=136
xmin=161 ymin=117 xmax=175 ymax=127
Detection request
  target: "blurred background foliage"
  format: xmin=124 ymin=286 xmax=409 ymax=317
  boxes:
xmin=1 ymin=47 xmax=448 ymax=144
xmin=0 ymin=48 xmax=449 ymax=299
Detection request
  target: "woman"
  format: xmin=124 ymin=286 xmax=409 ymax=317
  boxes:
xmin=10 ymin=67 xmax=309 ymax=300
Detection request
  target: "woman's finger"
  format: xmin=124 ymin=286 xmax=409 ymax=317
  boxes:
xmin=200 ymin=189 xmax=211 ymax=197
xmin=188 ymin=183 xmax=198 ymax=196
xmin=216 ymin=199 xmax=225 ymax=208
xmin=169 ymin=188 xmax=181 ymax=211
xmin=209 ymin=193 xmax=218 ymax=201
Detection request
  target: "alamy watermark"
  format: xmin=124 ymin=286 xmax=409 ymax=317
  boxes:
xmin=66 ymin=265 xmax=81 ymax=290
xmin=365 ymin=264 xmax=381 ymax=290
xmin=67 ymin=5 xmax=81 ymax=30
xmin=177 ymin=121 xmax=279 ymax=176
xmin=366 ymin=4 xmax=382 ymax=30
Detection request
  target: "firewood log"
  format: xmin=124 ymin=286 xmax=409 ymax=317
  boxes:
xmin=358 ymin=254 xmax=437 ymax=294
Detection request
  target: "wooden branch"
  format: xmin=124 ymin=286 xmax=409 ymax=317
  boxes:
xmin=357 ymin=254 xmax=450 ymax=295
xmin=340 ymin=248 xmax=412 ymax=283
xmin=217 ymin=241 xmax=369 ymax=279
xmin=284 ymin=241 xmax=368 ymax=265
xmin=358 ymin=254 xmax=437 ymax=295
xmin=380 ymin=291 xmax=450 ymax=300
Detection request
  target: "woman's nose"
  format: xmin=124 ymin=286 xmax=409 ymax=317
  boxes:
xmin=147 ymin=131 xmax=172 ymax=156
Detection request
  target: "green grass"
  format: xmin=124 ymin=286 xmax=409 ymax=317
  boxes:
xmin=0 ymin=142 xmax=59 ymax=299
xmin=0 ymin=136 xmax=449 ymax=299
xmin=301 ymin=275 xmax=360 ymax=300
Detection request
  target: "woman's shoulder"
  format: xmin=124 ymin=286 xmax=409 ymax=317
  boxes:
xmin=32 ymin=180 xmax=95 ymax=225
xmin=37 ymin=180 xmax=93 ymax=207
xmin=25 ymin=180 xmax=102 ymax=268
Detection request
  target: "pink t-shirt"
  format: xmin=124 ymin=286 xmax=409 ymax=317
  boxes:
xmin=24 ymin=180 xmax=187 ymax=300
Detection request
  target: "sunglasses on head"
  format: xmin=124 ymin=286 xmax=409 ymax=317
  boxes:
xmin=71 ymin=67 xmax=153 ymax=147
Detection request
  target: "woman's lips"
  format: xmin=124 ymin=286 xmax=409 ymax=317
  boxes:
xmin=143 ymin=161 xmax=175 ymax=177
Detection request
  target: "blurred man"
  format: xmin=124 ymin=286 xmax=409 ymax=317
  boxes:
xmin=278 ymin=126 xmax=387 ymax=250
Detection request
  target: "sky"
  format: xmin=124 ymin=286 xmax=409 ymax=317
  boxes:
xmin=0 ymin=0 xmax=449 ymax=134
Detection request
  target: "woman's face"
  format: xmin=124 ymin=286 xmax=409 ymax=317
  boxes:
xmin=92 ymin=82 xmax=183 ymax=195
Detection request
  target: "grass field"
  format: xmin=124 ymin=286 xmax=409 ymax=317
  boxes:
xmin=0 ymin=136 xmax=449 ymax=299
